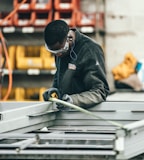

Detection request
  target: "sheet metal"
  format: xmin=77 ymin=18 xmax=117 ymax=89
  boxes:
xmin=0 ymin=101 xmax=57 ymax=133
xmin=0 ymin=132 xmax=116 ymax=160
xmin=0 ymin=130 xmax=144 ymax=160
xmin=107 ymin=91 xmax=144 ymax=101
xmin=1 ymin=100 xmax=144 ymax=159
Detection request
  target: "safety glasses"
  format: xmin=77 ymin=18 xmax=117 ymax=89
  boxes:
xmin=45 ymin=39 xmax=69 ymax=55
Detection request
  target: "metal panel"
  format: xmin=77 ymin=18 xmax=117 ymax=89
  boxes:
xmin=1 ymin=101 xmax=144 ymax=159
xmin=90 ymin=101 xmax=144 ymax=111
xmin=0 ymin=102 xmax=57 ymax=133
xmin=56 ymin=111 xmax=144 ymax=120
xmin=115 ymin=125 xmax=144 ymax=160
xmin=0 ymin=132 xmax=116 ymax=160
xmin=0 ymin=102 xmax=54 ymax=120
xmin=107 ymin=92 xmax=144 ymax=102
xmin=53 ymin=101 xmax=144 ymax=128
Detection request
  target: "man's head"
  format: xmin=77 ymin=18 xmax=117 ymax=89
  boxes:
xmin=44 ymin=20 xmax=70 ymax=56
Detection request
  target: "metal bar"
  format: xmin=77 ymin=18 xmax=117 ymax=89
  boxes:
xmin=0 ymin=144 xmax=113 ymax=149
xmin=0 ymin=133 xmax=115 ymax=140
xmin=47 ymin=125 xmax=116 ymax=134
xmin=16 ymin=135 xmax=40 ymax=153
xmin=0 ymin=149 xmax=116 ymax=156
xmin=124 ymin=119 xmax=144 ymax=131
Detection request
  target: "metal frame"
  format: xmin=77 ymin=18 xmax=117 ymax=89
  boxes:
xmin=1 ymin=100 xmax=144 ymax=159
xmin=0 ymin=101 xmax=57 ymax=133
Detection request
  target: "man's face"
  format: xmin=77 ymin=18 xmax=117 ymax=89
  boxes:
xmin=45 ymin=38 xmax=70 ymax=57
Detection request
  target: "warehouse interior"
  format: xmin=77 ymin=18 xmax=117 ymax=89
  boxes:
xmin=1 ymin=0 xmax=144 ymax=101
xmin=1 ymin=1 xmax=144 ymax=160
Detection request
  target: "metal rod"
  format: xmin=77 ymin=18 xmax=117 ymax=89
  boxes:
xmin=16 ymin=134 xmax=39 ymax=153
xmin=124 ymin=119 xmax=144 ymax=131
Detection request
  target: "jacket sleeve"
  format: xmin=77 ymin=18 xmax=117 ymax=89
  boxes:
xmin=70 ymin=45 xmax=110 ymax=108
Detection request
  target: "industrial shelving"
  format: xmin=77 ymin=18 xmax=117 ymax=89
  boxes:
xmin=0 ymin=0 xmax=105 ymax=101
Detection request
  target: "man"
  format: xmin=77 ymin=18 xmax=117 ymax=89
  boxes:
xmin=43 ymin=19 xmax=110 ymax=109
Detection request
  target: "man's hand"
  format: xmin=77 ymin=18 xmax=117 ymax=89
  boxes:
xmin=57 ymin=94 xmax=73 ymax=111
xmin=62 ymin=94 xmax=73 ymax=103
xmin=43 ymin=88 xmax=60 ymax=101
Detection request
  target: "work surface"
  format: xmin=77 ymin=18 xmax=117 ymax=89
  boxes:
xmin=1 ymin=91 xmax=144 ymax=160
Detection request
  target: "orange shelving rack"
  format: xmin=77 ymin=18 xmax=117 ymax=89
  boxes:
xmin=54 ymin=10 xmax=76 ymax=27
xmin=33 ymin=11 xmax=52 ymax=27
xmin=76 ymin=11 xmax=96 ymax=27
xmin=54 ymin=0 xmax=79 ymax=11
xmin=31 ymin=0 xmax=52 ymax=12
xmin=0 ymin=12 xmax=14 ymax=26
xmin=13 ymin=0 xmax=31 ymax=12
xmin=13 ymin=11 xmax=35 ymax=27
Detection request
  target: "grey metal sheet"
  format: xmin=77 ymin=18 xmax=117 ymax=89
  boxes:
xmin=56 ymin=111 xmax=144 ymax=121
xmin=0 ymin=132 xmax=116 ymax=160
xmin=0 ymin=102 xmax=53 ymax=120
xmin=0 ymin=133 xmax=115 ymax=140
xmin=0 ymin=102 xmax=40 ymax=111
xmin=89 ymin=101 xmax=144 ymax=111
xmin=54 ymin=101 xmax=144 ymax=127
xmin=4 ymin=121 xmax=54 ymax=134
xmin=107 ymin=92 xmax=144 ymax=101
xmin=54 ymin=119 xmax=134 ymax=127
xmin=0 ymin=150 xmax=116 ymax=160
xmin=47 ymin=125 xmax=116 ymax=133
xmin=1 ymin=101 xmax=144 ymax=159
xmin=0 ymin=102 xmax=57 ymax=133
xmin=115 ymin=124 xmax=144 ymax=160
xmin=0 ymin=115 xmax=55 ymax=133
xmin=0 ymin=129 xmax=144 ymax=160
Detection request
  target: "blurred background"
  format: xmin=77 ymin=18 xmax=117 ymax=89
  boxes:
xmin=1 ymin=0 xmax=144 ymax=101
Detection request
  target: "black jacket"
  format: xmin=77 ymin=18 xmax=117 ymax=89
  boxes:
xmin=53 ymin=29 xmax=110 ymax=108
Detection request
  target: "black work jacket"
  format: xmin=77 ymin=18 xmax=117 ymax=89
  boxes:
xmin=52 ymin=28 xmax=110 ymax=108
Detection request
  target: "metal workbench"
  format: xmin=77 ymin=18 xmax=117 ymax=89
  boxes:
xmin=1 ymin=92 xmax=144 ymax=160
